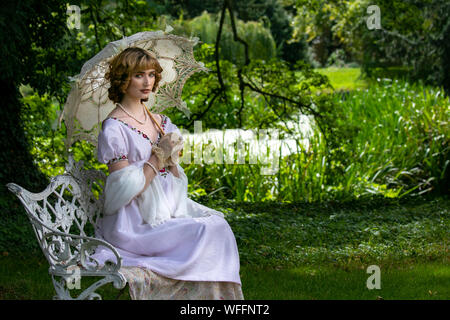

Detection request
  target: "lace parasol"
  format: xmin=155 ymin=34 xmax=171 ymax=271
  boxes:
xmin=59 ymin=26 xmax=209 ymax=151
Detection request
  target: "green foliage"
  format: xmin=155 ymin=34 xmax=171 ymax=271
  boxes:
xmin=326 ymin=48 xmax=348 ymax=68
xmin=0 ymin=1 xmax=70 ymax=241
xmin=232 ymin=0 xmax=306 ymax=64
xmin=160 ymin=0 xmax=306 ymax=64
xmin=19 ymin=86 xmax=66 ymax=176
xmin=169 ymin=11 xmax=277 ymax=66
xmin=330 ymin=79 xmax=450 ymax=197
xmin=18 ymin=58 xmax=449 ymax=206
xmin=363 ymin=0 xmax=450 ymax=93
xmin=290 ymin=0 xmax=450 ymax=92
xmin=167 ymin=43 xmax=331 ymax=132
xmin=177 ymin=74 xmax=449 ymax=203
xmin=291 ymin=0 xmax=353 ymax=66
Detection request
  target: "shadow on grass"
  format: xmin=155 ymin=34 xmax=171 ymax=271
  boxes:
xmin=240 ymin=258 xmax=449 ymax=300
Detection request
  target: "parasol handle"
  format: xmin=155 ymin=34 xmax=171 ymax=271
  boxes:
xmin=142 ymin=102 xmax=166 ymax=136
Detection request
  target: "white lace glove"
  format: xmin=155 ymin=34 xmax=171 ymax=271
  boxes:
xmin=151 ymin=132 xmax=184 ymax=168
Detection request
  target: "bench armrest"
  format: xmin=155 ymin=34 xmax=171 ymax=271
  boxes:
xmin=44 ymin=228 xmax=123 ymax=275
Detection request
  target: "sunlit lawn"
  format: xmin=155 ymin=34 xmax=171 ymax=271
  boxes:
xmin=316 ymin=67 xmax=367 ymax=91
xmin=0 ymin=253 xmax=448 ymax=300
xmin=241 ymin=260 xmax=449 ymax=300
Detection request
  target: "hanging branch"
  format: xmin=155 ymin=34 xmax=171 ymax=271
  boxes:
xmin=187 ymin=1 xmax=228 ymax=127
xmin=226 ymin=0 xmax=250 ymax=66
xmin=191 ymin=0 xmax=328 ymax=139
xmin=189 ymin=88 xmax=222 ymax=124
xmin=226 ymin=0 xmax=249 ymax=127
xmin=215 ymin=1 xmax=227 ymax=91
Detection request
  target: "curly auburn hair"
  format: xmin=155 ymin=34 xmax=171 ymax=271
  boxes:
xmin=105 ymin=47 xmax=163 ymax=104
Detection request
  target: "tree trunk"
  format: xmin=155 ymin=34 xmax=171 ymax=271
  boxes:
xmin=1 ymin=79 xmax=50 ymax=213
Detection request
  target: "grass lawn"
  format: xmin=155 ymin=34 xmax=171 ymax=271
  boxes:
xmin=241 ymin=259 xmax=449 ymax=300
xmin=0 ymin=254 xmax=448 ymax=300
xmin=0 ymin=195 xmax=448 ymax=300
xmin=316 ymin=67 xmax=367 ymax=91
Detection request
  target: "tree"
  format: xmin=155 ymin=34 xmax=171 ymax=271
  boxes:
xmin=359 ymin=0 xmax=450 ymax=93
xmin=289 ymin=0 xmax=353 ymax=66
xmin=177 ymin=10 xmax=277 ymax=65
xmin=159 ymin=0 xmax=308 ymax=64
xmin=177 ymin=0 xmax=331 ymax=138
xmin=290 ymin=0 xmax=450 ymax=92
xmin=0 ymin=0 xmax=70 ymax=201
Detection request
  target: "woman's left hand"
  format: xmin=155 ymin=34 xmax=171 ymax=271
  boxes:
xmin=168 ymin=164 xmax=180 ymax=178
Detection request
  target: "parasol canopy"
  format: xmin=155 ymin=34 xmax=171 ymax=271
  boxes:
xmin=59 ymin=26 xmax=209 ymax=151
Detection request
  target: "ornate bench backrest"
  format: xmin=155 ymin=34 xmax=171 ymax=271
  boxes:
xmin=6 ymin=155 xmax=106 ymax=267
xmin=63 ymin=154 xmax=106 ymax=235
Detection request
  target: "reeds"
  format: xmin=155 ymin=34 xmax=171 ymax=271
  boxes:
xmin=184 ymin=79 xmax=449 ymax=202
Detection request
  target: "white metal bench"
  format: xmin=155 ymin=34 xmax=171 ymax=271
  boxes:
xmin=6 ymin=154 xmax=128 ymax=300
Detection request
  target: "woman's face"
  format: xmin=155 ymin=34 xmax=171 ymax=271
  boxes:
xmin=125 ymin=68 xmax=156 ymax=100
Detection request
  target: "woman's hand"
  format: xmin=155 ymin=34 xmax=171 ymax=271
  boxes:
xmin=150 ymin=146 xmax=163 ymax=169
xmin=148 ymin=152 xmax=164 ymax=171
xmin=155 ymin=132 xmax=184 ymax=167
xmin=165 ymin=149 xmax=183 ymax=167
xmin=135 ymin=154 xmax=163 ymax=199
xmin=168 ymin=164 xmax=180 ymax=178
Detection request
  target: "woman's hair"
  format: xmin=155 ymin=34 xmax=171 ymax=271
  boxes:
xmin=105 ymin=47 xmax=163 ymax=104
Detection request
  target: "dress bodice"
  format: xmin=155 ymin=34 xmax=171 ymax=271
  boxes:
xmin=98 ymin=114 xmax=181 ymax=178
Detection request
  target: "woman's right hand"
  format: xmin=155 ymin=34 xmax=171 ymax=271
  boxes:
xmin=148 ymin=152 xmax=163 ymax=171
xmin=157 ymin=133 xmax=178 ymax=157
xmin=156 ymin=132 xmax=182 ymax=160
xmin=150 ymin=132 xmax=184 ymax=168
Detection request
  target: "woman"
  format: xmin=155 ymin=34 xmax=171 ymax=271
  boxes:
xmin=90 ymin=47 xmax=243 ymax=300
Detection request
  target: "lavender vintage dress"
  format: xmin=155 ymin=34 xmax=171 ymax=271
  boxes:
xmin=90 ymin=115 xmax=243 ymax=299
